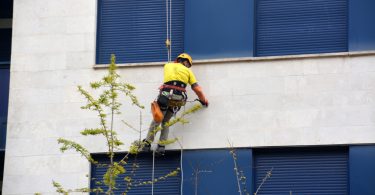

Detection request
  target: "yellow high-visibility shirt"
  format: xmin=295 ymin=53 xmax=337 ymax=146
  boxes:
xmin=163 ymin=63 xmax=197 ymax=85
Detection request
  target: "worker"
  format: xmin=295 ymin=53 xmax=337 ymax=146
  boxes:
xmin=142 ymin=53 xmax=209 ymax=154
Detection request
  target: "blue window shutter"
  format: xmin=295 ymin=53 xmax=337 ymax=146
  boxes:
xmin=185 ymin=0 xmax=254 ymax=59
xmin=349 ymin=0 xmax=375 ymax=51
xmin=0 ymin=151 xmax=4 ymax=180
xmin=0 ymin=0 xmax=13 ymax=18
xmin=96 ymin=0 xmax=184 ymax=64
xmin=349 ymin=146 xmax=375 ymax=195
xmin=0 ymin=69 xmax=10 ymax=150
xmin=256 ymin=0 xmax=348 ymax=57
xmin=254 ymin=148 xmax=348 ymax=195
xmin=0 ymin=29 xmax=12 ymax=65
xmin=90 ymin=152 xmax=181 ymax=194
xmin=182 ymin=149 xmax=253 ymax=195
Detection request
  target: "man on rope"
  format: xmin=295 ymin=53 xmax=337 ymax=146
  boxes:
xmin=142 ymin=53 xmax=209 ymax=154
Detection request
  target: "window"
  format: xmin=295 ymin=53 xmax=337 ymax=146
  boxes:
xmin=182 ymin=149 xmax=253 ymax=195
xmin=0 ymin=0 xmax=12 ymax=150
xmin=0 ymin=151 xmax=4 ymax=194
xmin=255 ymin=0 xmax=348 ymax=57
xmin=97 ymin=0 xmax=375 ymax=63
xmin=0 ymin=69 xmax=9 ymax=150
xmin=254 ymin=147 xmax=348 ymax=194
xmin=0 ymin=29 xmax=11 ymax=149
xmin=184 ymin=0 xmax=254 ymax=59
xmin=96 ymin=0 xmax=255 ymax=64
xmin=348 ymin=0 xmax=375 ymax=51
xmin=96 ymin=0 xmax=184 ymax=64
xmin=0 ymin=29 xmax=12 ymax=67
xmin=90 ymin=152 xmax=181 ymax=194
xmin=349 ymin=146 xmax=375 ymax=195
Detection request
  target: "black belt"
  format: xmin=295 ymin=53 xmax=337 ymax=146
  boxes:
xmin=164 ymin=80 xmax=186 ymax=88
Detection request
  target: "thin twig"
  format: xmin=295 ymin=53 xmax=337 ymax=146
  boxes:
xmin=172 ymin=134 xmax=184 ymax=195
xmin=254 ymin=167 xmax=273 ymax=195
xmin=139 ymin=110 xmax=142 ymax=142
xmin=228 ymin=139 xmax=242 ymax=195
xmin=122 ymin=120 xmax=147 ymax=133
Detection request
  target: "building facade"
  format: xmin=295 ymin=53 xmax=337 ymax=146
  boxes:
xmin=0 ymin=0 xmax=13 ymax=193
xmin=2 ymin=0 xmax=375 ymax=194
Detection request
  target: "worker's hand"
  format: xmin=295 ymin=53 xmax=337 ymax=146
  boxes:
xmin=196 ymin=99 xmax=209 ymax=107
xmin=203 ymin=100 xmax=209 ymax=107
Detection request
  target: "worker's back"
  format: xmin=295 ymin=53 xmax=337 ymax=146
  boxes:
xmin=163 ymin=62 xmax=197 ymax=85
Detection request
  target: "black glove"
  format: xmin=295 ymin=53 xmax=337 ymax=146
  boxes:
xmin=196 ymin=99 xmax=209 ymax=107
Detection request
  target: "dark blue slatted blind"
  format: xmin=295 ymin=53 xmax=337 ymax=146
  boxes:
xmin=91 ymin=152 xmax=181 ymax=194
xmin=0 ymin=69 xmax=10 ymax=150
xmin=96 ymin=0 xmax=184 ymax=64
xmin=0 ymin=29 xmax=12 ymax=65
xmin=0 ymin=0 xmax=13 ymax=18
xmin=254 ymin=148 xmax=348 ymax=195
xmin=185 ymin=0 xmax=254 ymax=59
xmin=256 ymin=0 xmax=348 ymax=57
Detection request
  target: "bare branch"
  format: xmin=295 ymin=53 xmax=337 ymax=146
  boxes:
xmin=254 ymin=167 xmax=273 ymax=195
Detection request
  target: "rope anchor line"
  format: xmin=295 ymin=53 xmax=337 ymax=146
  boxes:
xmin=166 ymin=0 xmax=172 ymax=62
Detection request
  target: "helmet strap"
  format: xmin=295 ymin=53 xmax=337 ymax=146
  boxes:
xmin=182 ymin=59 xmax=191 ymax=68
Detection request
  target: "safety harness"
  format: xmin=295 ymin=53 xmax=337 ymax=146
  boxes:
xmin=158 ymin=81 xmax=187 ymax=113
xmin=159 ymin=84 xmax=186 ymax=92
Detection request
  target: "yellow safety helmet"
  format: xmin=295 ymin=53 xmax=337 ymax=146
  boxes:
xmin=177 ymin=53 xmax=193 ymax=66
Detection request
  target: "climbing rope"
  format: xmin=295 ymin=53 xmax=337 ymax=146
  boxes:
xmin=166 ymin=0 xmax=172 ymax=62
xmin=152 ymin=150 xmax=155 ymax=195
xmin=180 ymin=144 xmax=184 ymax=195
xmin=169 ymin=0 xmax=172 ymax=61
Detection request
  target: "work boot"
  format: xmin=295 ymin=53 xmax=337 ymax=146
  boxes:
xmin=156 ymin=145 xmax=165 ymax=155
xmin=141 ymin=140 xmax=151 ymax=152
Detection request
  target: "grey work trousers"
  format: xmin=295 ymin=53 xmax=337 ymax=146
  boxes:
xmin=145 ymin=109 xmax=174 ymax=146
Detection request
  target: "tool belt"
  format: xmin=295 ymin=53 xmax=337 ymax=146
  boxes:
xmin=158 ymin=91 xmax=186 ymax=110
xmin=168 ymin=99 xmax=186 ymax=107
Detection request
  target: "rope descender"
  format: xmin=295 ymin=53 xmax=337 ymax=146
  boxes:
xmin=165 ymin=39 xmax=171 ymax=49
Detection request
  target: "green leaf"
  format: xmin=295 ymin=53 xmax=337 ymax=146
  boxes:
xmin=57 ymin=138 xmax=97 ymax=164
xmin=80 ymin=128 xmax=106 ymax=136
